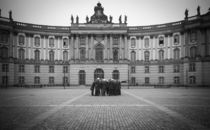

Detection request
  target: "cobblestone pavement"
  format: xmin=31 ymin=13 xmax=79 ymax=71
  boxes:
xmin=0 ymin=88 xmax=210 ymax=130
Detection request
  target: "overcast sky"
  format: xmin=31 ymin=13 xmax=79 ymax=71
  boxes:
xmin=0 ymin=0 xmax=210 ymax=26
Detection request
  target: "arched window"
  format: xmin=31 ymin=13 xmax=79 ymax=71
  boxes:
xmin=49 ymin=50 xmax=54 ymax=61
xmin=63 ymin=51 xmax=68 ymax=61
xmin=63 ymin=38 xmax=68 ymax=48
xmin=34 ymin=50 xmax=40 ymax=61
xmin=18 ymin=48 xmax=25 ymax=60
xmin=80 ymin=48 xmax=86 ymax=61
xmin=159 ymin=50 xmax=164 ymax=60
xmin=113 ymin=48 xmax=118 ymax=62
xmin=131 ymin=38 xmax=136 ymax=48
xmin=190 ymin=46 xmax=197 ymax=58
xmin=144 ymin=51 xmax=150 ymax=62
xmin=174 ymin=48 xmax=180 ymax=59
xmin=159 ymin=36 xmax=164 ymax=46
xmin=112 ymin=70 xmax=120 ymax=80
xmin=34 ymin=37 xmax=40 ymax=47
xmin=131 ymin=51 xmax=136 ymax=62
xmin=0 ymin=47 xmax=9 ymax=59
xmin=174 ymin=34 xmax=179 ymax=44
xmin=95 ymin=44 xmax=103 ymax=62
xmin=19 ymin=35 xmax=24 ymax=45
xmin=79 ymin=70 xmax=86 ymax=85
xmin=49 ymin=37 xmax=54 ymax=47
xmin=144 ymin=38 xmax=149 ymax=48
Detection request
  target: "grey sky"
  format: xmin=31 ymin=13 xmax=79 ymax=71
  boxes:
xmin=0 ymin=0 xmax=210 ymax=26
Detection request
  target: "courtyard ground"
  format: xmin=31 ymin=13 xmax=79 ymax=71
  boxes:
xmin=0 ymin=87 xmax=210 ymax=130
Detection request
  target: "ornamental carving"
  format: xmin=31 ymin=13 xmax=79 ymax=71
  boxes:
xmin=90 ymin=2 xmax=108 ymax=24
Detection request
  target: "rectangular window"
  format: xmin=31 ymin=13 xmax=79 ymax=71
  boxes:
xmin=34 ymin=76 xmax=40 ymax=84
xmin=131 ymin=77 xmax=136 ymax=85
xmin=0 ymin=33 xmax=9 ymax=43
xmin=159 ymin=77 xmax=164 ymax=84
xmin=174 ymin=64 xmax=180 ymax=73
xmin=34 ymin=65 xmax=40 ymax=73
xmin=19 ymin=64 xmax=25 ymax=73
xmin=189 ymin=63 xmax=196 ymax=72
xmin=63 ymin=76 xmax=68 ymax=84
xmin=131 ymin=66 xmax=135 ymax=73
xmin=189 ymin=76 xmax=196 ymax=84
xmin=2 ymin=76 xmax=8 ymax=85
xmin=49 ymin=66 xmax=54 ymax=73
xmin=113 ymin=37 xmax=119 ymax=45
xmin=145 ymin=77 xmax=150 ymax=84
xmin=80 ymin=37 xmax=85 ymax=45
xmin=63 ymin=66 xmax=68 ymax=73
xmin=49 ymin=77 xmax=54 ymax=84
xmin=18 ymin=76 xmax=25 ymax=84
xmin=145 ymin=66 xmax=150 ymax=73
xmin=2 ymin=64 xmax=9 ymax=72
xmin=159 ymin=66 xmax=164 ymax=73
xmin=174 ymin=77 xmax=180 ymax=84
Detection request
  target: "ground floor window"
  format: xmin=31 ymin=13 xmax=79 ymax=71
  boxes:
xmin=94 ymin=68 xmax=104 ymax=80
xmin=79 ymin=70 xmax=86 ymax=85
xmin=49 ymin=77 xmax=54 ymax=84
xmin=63 ymin=76 xmax=68 ymax=84
xmin=174 ymin=76 xmax=180 ymax=84
xmin=34 ymin=76 xmax=40 ymax=84
xmin=189 ymin=76 xmax=196 ymax=84
xmin=159 ymin=77 xmax=164 ymax=84
xmin=2 ymin=76 xmax=8 ymax=85
xmin=131 ymin=77 xmax=136 ymax=85
xmin=18 ymin=76 xmax=25 ymax=84
xmin=112 ymin=70 xmax=119 ymax=80
xmin=145 ymin=77 xmax=150 ymax=84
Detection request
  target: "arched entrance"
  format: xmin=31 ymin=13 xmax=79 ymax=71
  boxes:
xmin=79 ymin=70 xmax=86 ymax=85
xmin=94 ymin=68 xmax=104 ymax=80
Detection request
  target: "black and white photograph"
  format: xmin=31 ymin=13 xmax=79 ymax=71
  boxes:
xmin=0 ymin=0 xmax=210 ymax=129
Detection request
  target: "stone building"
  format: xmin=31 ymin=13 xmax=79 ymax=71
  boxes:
xmin=0 ymin=3 xmax=210 ymax=87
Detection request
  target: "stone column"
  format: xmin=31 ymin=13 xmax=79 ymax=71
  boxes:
xmin=9 ymin=31 xmax=13 ymax=58
xmin=165 ymin=35 xmax=168 ymax=59
xmin=91 ymin=35 xmax=94 ymax=60
xmin=41 ymin=36 xmax=44 ymax=60
xmin=185 ymin=32 xmax=189 ymax=57
xmin=85 ymin=35 xmax=89 ymax=60
xmin=155 ymin=36 xmax=158 ymax=60
xmin=110 ymin=35 xmax=113 ymax=60
xmin=70 ymin=35 xmax=74 ymax=60
xmin=75 ymin=35 xmax=79 ymax=59
xmin=119 ymin=35 xmax=123 ymax=60
xmin=45 ymin=36 xmax=48 ymax=60
xmin=104 ymin=35 xmax=107 ymax=60
xmin=124 ymin=35 xmax=128 ymax=60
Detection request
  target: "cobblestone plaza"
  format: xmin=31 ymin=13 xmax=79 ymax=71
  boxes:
xmin=0 ymin=88 xmax=210 ymax=130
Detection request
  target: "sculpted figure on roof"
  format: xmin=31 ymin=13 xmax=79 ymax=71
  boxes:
xmin=90 ymin=2 xmax=108 ymax=24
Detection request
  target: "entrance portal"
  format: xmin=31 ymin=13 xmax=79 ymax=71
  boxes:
xmin=94 ymin=68 xmax=104 ymax=80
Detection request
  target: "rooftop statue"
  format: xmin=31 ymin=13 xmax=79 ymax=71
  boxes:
xmin=90 ymin=2 xmax=108 ymax=24
xmin=197 ymin=6 xmax=200 ymax=16
xmin=185 ymin=9 xmax=188 ymax=19
xmin=109 ymin=15 xmax=113 ymax=23
xmin=76 ymin=15 xmax=79 ymax=24
xmin=86 ymin=16 xmax=89 ymax=23
xmin=71 ymin=15 xmax=74 ymax=24
xmin=124 ymin=15 xmax=127 ymax=24
xmin=119 ymin=15 xmax=122 ymax=24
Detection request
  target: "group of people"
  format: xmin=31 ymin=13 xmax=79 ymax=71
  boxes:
xmin=90 ymin=78 xmax=121 ymax=96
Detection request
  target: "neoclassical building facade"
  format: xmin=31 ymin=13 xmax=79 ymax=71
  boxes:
xmin=0 ymin=3 xmax=210 ymax=87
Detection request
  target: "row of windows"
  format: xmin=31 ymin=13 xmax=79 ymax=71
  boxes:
xmin=18 ymin=35 xmax=69 ymax=48
xmin=131 ymin=63 xmax=196 ymax=73
xmin=130 ymin=76 xmax=196 ymax=85
xmin=130 ymin=35 xmax=181 ymax=48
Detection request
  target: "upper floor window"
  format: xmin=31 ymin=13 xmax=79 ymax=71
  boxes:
xmin=174 ymin=34 xmax=179 ymax=45
xmin=144 ymin=51 xmax=150 ymax=62
xmin=18 ymin=48 xmax=25 ymax=60
xmin=131 ymin=51 xmax=136 ymax=62
xmin=95 ymin=44 xmax=103 ymax=62
xmin=159 ymin=66 xmax=164 ymax=73
xmin=145 ymin=66 xmax=150 ymax=73
xmin=49 ymin=37 xmax=54 ymax=47
xmin=2 ymin=64 xmax=9 ymax=72
xmin=34 ymin=65 xmax=40 ymax=73
xmin=63 ymin=66 xmax=68 ymax=73
xmin=113 ymin=48 xmax=118 ymax=62
xmin=189 ymin=63 xmax=196 ymax=72
xmin=80 ymin=48 xmax=86 ymax=61
xmin=63 ymin=38 xmax=68 ymax=48
xmin=131 ymin=38 xmax=136 ymax=48
xmin=49 ymin=66 xmax=54 ymax=73
xmin=131 ymin=66 xmax=135 ymax=73
xmin=34 ymin=50 xmax=40 ymax=61
xmin=159 ymin=36 xmax=164 ymax=46
xmin=159 ymin=50 xmax=164 ymax=60
xmin=113 ymin=37 xmax=119 ymax=45
xmin=19 ymin=35 xmax=24 ymax=45
xmin=190 ymin=30 xmax=197 ymax=43
xmin=49 ymin=50 xmax=54 ymax=61
xmin=80 ymin=36 xmax=85 ymax=45
xmin=34 ymin=37 xmax=40 ymax=47
xmin=174 ymin=64 xmax=180 ymax=73
xmin=190 ymin=46 xmax=197 ymax=58
xmin=0 ymin=33 xmax=9 ymax=43
xmin=0 ymin=47 xmax=9 ymax=59
xmin=174 ymin=48 xmax=180 ymax=60
xmin=63 ymin=51 xmax=68 ymax=61
xmin=144 ymin=38 xmax=149 ymax=48
xmin=19 ymin=64 xmax=25 ymax=73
